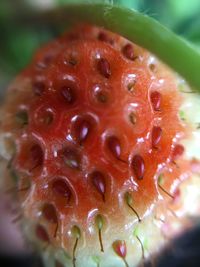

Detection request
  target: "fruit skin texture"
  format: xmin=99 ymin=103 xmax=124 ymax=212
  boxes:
xmin=0 ymin=24 xmax=200 ymax=267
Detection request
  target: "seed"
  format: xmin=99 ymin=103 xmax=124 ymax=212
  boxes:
xmin=131 ymin=155 xmax=145 ymax=180
xmin=150 ymin=91 xmax=161 ymax=111
xmin=42 ymin=203 xmax=57 ymax=224
xmin=122 ymin=44 xmax=134 ymax=60
xmin=38 ymin=110 xmax=54 ymax=125
xmin=29 ymin=144 xmax=43 ymax=170
xmin=95 ymin=214 xmax=104 ymax=252
xmin=35 ymin=224 xmax=49 ymax=243
xmin=98 ymin=32 xmax=113 ymax=44
xmin=129 ymin=112 xmax=136 ymax=125
xmin=107 ymin=136 xmax=121 ymax=159
xmin=74 ymin=119 xmax=91 ymax=144
xmin=124 ymin=192 xmax=141 ymax=222
xmin=52 ymin=178 xmax=71 ymax=202
xmin=152 ymin=126 xmax=162 ymax=148
xmin=172 ymin=144 xmax=184 ymax=161
xmin=61 ymin=86 xmax=76 ymax=104
xmin=16 ymin=110 xmax=28 ymax=126
xmin=98 ymin=58 xmax=111 ymax=78
xmin=55 ymin=260 xmax=64 ymax=267
xmin=32 ymin=82 xmax=45 ymax=96
xmin=96 ymin=91 xmax=108 ymax=103
xmin=91 ymin=171 xmax=106 ymax=202
xmin=149 ymin=63 xmax=156 ymax=72
xmin=62 ymin=148 xmax=81 ymax=170
xmin=112 ymin=240 xmax=127 ymax=258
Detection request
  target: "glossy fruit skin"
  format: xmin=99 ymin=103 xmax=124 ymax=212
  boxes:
xmin=0 ymin=24 xmax=194 ymax=267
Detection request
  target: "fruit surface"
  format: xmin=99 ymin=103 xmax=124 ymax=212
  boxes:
xmin=0 ymin=24 xmax=200 ymax=267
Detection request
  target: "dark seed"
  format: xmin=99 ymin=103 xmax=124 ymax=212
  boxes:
xmin=91 ymin=171 xmax=106 ymax=201
xmin=131 ymin=155 xmax=145 ymax=180
xmin=55 ymin=260 xmax=64 ymax=267
xmin=29 ymin=144 xmax=43 ymax=170
xmin=96 ymin=91 xmax=108 ymax=103
xmin=98 ymin=32 xmax=113 ymax=44
xmin=98 ymin=58 xmax=111 ymax=78
xmin=16 ymin=110 xmax=28 ymax=126
xmin=152 ymin=126 xmax=162 ymax=148
xmin=38 ymin=110 xmax=53 ymax=125
xmin=35 ymin=224 xmax=49 ymax=242
xmin=112 ymin=240 xmax=127 ymax=258
xmin=172 ymin=144 xmax=184 ymax=161
xmin=74 ymin=119 xmax=91 ymax=144
xmin=150 ymin=91 xmax=161 ymax=111
xmin=149 ymin=63 xmax=156 ymax=72
xmin=32 ymin=82 xmax=45 ymax=96
xmin=42 ymin=203 xmax=57 ymax=224
xmin=36 ymin=55 xmax=52 ymax=69
xmin=62 ymin=148 xmax=81 ymax=170
xmin=52 ymin=178 xmax=71 ymax=202
xmin=122 ymin=44 xmax=135 ymax=60
xmin=61 ymin=86 xmax=76 ymax=104
xmin=107 ymin=136 xmax=121 ymax=159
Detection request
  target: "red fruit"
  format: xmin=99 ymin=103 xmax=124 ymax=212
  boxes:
xmin=0 ymin=24 xmax=196 ymax=267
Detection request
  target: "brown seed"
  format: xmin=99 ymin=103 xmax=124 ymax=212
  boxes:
xmin=42 ymin=203 xmax=57 ymax=224
xmin=107 ymin=136 xmax=121 ymax=159
xmin=62 ymin=148 xmax=81 ymax=170
xmin=129 ymin=112 xmax=137 ymax=125
xmin=55 ymin=260 xmax=64 ymax=267
xmin=98 ymin=58 xmax=111 ymax=78
xmin=35 ymin=224 xmax=49 ymax=243
xmin=152 ymin=126 xmax=162 ymax=148
xmin=96 ymin=90 xmax=108 ymax=103
xmin=32 ymin=82 xmax=45 ymax=96
xmin=91 ymin=171 xmax=106 ymax=201
xmin=150 ymin=91 xmax=161 ymax=111
xmin=61 ymin=86 xmax=76 ymax=104
xmin=52 ymin=178 xmax=71 ymax=202
xmin=122 ymin=44 xmax=135 ymax=60
xmin=131 ymin=155 xmax=145 ymax=180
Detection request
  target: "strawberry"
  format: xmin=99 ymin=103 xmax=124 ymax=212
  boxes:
xmin=1 ymin=24 xmax=200 ymax=267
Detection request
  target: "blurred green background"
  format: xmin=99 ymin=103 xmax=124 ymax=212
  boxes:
xmin=0 ymin=0 xmax=200 ymax=92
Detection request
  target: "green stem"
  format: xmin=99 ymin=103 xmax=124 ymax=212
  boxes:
xmin=44 ymin=3 xmax=200 ymax=90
